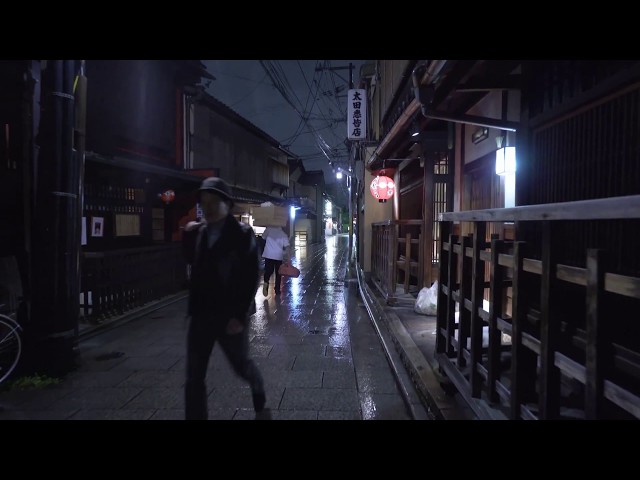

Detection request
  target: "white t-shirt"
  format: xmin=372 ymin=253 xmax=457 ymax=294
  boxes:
xmin=262 ymin=226 xmax=290 ymax=261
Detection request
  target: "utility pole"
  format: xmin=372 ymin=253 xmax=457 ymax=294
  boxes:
xmin=347 ymin=63 xmax=355 ymax=269
xmin=315 ymin=63 xmax=356 ymax=269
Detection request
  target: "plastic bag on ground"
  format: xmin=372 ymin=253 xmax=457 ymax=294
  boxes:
xmin=414 ymin=280 xmax=438 ymax=316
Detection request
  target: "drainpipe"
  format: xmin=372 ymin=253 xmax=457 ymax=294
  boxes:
xmin=415 ymin=60 xmax=448 ymax=88
xmin=29 ymin=60 xmax=80 ymax=376
xmin=73 ymin=62 xmax=87 ymax=341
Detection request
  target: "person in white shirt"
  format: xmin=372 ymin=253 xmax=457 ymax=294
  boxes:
xmin=261 ymin=225 xmax=290 ymax=296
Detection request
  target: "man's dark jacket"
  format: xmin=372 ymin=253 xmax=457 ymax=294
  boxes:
xmin=183 ymin=215 xmax=259 ymax=327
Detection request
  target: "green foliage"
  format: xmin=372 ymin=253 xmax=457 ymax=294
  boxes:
xmin=8 ymin=374 xmax=60 ymax=391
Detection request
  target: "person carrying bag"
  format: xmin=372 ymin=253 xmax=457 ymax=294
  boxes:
xmin=278 ymin=262 xmax=300 ymax=278
xmin=261 ymin=225 xmax=290 ymax=296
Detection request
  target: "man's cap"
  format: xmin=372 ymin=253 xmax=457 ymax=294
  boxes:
xmin=197 ymin=176 xmax=234 ymax=206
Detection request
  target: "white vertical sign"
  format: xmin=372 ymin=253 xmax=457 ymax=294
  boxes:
xmin=347 ymin=89 xmax=367 ymax=140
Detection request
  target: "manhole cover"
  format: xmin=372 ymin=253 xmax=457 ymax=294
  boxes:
xmin=95 ymin=351 xmax=125 ymax=361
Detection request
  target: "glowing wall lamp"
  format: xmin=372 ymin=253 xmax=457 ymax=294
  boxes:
xmin=495 ymin=135 xmax=516 ymax=176
xmin=370 ymin=169 xmax=395 ymax=203
xmin=495 ymin=135 xmax=517 ymax=208
xmin=410 ymin=121 xmax=420 ymax=138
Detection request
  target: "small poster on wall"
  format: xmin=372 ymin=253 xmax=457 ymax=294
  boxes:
xmin=91 ymin=216 xmax=104 ymax=237
xmin=115 ymin=214 xmax=141 ymax=237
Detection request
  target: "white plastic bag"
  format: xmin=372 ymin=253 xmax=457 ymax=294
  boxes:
xmin=414 ymin=280 xmax=438 ymax=316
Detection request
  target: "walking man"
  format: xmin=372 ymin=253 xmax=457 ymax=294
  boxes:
xmin=182 ymin=177 xmax=266 ymax=420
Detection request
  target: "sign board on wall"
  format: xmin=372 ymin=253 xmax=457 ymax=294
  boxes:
xmin=115 ymin=214 xmax=141 ymax=236
xmin=251 ymin=205 xmax=288 ymax=227
xmin=347 ymin=89 xmax=367 ymax=141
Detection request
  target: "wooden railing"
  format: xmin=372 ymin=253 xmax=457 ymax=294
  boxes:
xmin=80 ymin=243 xmax=187 ymax=323
xmin=437 ymin=195 xmax=640 ymax=420
xmin=371 ymin=219 xmax=423 ymax=304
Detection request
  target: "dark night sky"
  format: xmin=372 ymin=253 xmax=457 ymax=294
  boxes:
xmin=201 ymin=60 xmax=368 ymax=191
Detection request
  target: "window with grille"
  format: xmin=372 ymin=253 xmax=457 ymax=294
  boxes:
xmin=432 ymin=152 xmax=450 ymax=265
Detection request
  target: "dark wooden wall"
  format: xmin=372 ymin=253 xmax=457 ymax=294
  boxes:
xmin=521 ymin=61 xmax=640 ymax=276
xmin=518 ymin=60 xmax=640 ymax=377
xmin=85 ymin=60 xmax=185 ymax=165
xmin=0 ymin=61 xmax=30 ymax=304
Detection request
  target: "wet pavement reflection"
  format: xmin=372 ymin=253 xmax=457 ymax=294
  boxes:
xmin=0 ymin=234 xmax=415 ymax=420
xmin=252 ymin=233 xmax=413 ymax=420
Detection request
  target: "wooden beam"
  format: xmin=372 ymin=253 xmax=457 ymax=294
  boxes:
xmin=470 ymin=223 xmax=487 ymax=398
xmin=510 ymin=241 xmax=530 ymax=419
xmin=458 ymin=235 xmax=473 ymax=369
xmin=446 ymin=233 xmax=459 ymax=357
xmin=439 ymin=194 xmax=640 ymax=222
xmin=539 ymin=221 xmax=561 ymax=419
xmin=456 ymin=75 xmax=522 ymax=92
xmin=585 ymin=249 xmax=606 ymax=419
xmin=436 ymin=221 xmax=451 ymax=355
xmin=488 ymin=237 xmax=505 ymax=403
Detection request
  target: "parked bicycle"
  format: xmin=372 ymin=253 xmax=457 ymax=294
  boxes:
xmin=0 ymin=308 xmax=22 ymax=386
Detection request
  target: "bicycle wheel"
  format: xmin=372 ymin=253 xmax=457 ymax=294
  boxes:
xmin=0 ymin=316 xmax=22 ymax=385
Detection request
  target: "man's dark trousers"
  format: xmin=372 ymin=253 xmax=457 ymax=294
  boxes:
xmin=185 ymin=315 xmax=264 ymax=420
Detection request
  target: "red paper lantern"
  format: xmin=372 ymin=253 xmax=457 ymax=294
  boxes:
xmin=370 ymin=175 xmax=395 ymax=202
xmin=158 ymin=189 xmax=175 ymax=204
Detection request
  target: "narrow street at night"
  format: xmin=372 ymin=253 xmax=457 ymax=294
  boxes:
xmin=0 ymin=234 xmax=426 ymax=420
xmin=3 ymin=60 xmax=640 ymax=422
